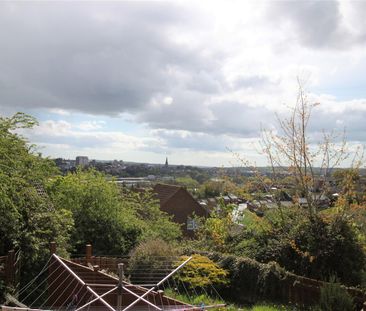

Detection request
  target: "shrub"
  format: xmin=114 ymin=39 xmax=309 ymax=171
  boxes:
xmin=175 ymin=254 xmax=228 ymax=289
xmin=231 ymin=208 xmax=365 ymax=286
xmin=128 ymin=238 xmax=178 ymax=284
xmin=318 ymin=276 xmax=354 ymax=311
xmin=209 ymin=253 xmax=287 ymax=304
xmin=199 ymin=251 xmax=366 ymax=308
xmin=0 ymin=279 xmax=5 ymax=303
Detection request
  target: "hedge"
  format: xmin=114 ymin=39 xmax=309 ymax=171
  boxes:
xmin=192 ymin=252 xmax=366 ymax=309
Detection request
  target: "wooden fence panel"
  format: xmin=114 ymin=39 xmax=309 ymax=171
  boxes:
xmin=70 ymin=255 xmax=129 ymax=274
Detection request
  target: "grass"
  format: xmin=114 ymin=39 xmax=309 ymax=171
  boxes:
xmin=164 ymin=288 xmax=224 ymax=306
xmin=243 ymin=305 xmax=298 ymax=311
xmin=240 ymin=304 xmax=305 ymax=311
xmin=164 ymin=288 xmax=301 ymax=311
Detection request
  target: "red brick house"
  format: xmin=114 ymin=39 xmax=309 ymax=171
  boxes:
xmin=153 ymin=183 xmax=208 ymax=237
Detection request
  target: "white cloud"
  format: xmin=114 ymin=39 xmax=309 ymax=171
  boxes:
xmin=48 ymin=108 xmax=71 ymax=116
xmin=162 ymin=96 xmax=173 ymax=106
xmin=22 ymin=119 xmax=156 ymax=154
xmin=77 ymin=120 xmax=106 ymax=131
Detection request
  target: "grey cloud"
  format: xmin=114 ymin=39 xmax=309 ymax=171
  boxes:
xmin=274 ymin=103 xmax=366 ymax=144
xmin=154 ymin=131 xmax=227 ymax=152
xmin=207 ymin=102 xmax=274 ymax=136
xmin=0 ymin=2 xmax=223 ymax=116
xmin=139 ymin=97 xmax=274 ymax=137
xmin=268 ymin=1 xmax=365 ymax=49
xmin=314 ymin=108 xmax=366 ymax=142
xmin=136 ymin=89 xmax=211 ymax=132
xmin=186 ymin=70 xmax=223 ymax=94
xmin=0 ymin=2 xmax=322 ymax=143
xmin=146 ymin=129 xmax=245 ymax=153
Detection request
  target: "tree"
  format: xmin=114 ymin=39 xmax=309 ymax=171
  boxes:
xmin=196 ymin=200 xmax=236 ymax=252
xmin=332 ymin=168 xmax=363 ymax=205
xmin=230 ymin=207 xmax=365 ymax=286
xmin=48 ymin=169 xmax=143 ymax=255
xmin=175 ymin=176 xmax=199 ymax=190
xmin=256 ymin=79 xmax=362 ymax=215
xmin=0 ymin=113 xmax=73 ymax=289
xmin=230 ymin=81 xmax=366 ymax=285
xmin=120 ymin=188 xmax=182 ymax=242
xmin=47 ymin=169 xmax=182 ymax=255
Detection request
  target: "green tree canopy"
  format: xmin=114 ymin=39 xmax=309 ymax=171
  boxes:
xmin=230 ymin=208 xmax=365 ymax=286
xmin=0 ymin=113 xmax=73 ymax=286
xmin=47 ymin=169 xmax=182 ymax=255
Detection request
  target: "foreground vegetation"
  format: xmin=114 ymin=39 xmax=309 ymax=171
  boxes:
xmin=164 ymin=288 xmax=297 ymax=311
xmin=0 ymin=112 xmax=181 ymax=292
xmin=2 ymin=91 xmax=366 ymax=310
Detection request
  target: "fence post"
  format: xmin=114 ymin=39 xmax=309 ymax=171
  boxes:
xmin=86 ymin=244 xmax=92 ymax=265
xmin=50 ymin=241 xmax=57 ymax=255
xmin=5 ymin=250 xmax=15 ymax=287
xmin=117 ymin=263 xmax=124 ymax=311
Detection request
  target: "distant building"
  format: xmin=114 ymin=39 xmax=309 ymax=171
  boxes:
xmin=165 ymin=157 xmax=168 ymax=167
xmin=54 ymin=158 xmax=74 ymax=172
xmin=153 ymin=183 xmax=208 ymax=237
xmin=115 ymin=177 xmax=152 ymax=187
xmin=75 ymin=156 xmax=89 ymax=167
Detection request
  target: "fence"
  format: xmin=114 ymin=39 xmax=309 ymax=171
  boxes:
xmin=0 ymin=250 xmax=20 ymax=288
xmin=49 ymin=243 xmax=129 ymax=275
xmin=71 ymin=255 xmax=129 ymax=274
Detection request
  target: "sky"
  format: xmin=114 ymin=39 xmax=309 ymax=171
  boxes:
xmin=1 ymin=1 xmax=366 ymax=167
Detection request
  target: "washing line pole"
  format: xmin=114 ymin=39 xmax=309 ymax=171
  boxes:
xmin=74 ymin=287 xmax=117 ymax=311
xmin=117 ymin=263 xmax=124 ymax=311
xmin=122 ymin=285 xmax=162 ymax=310
xmin=86 ymin=286 xmax=116 ymax=311
xmin=54 ymin=254 xmax=116 ymax=311
xmin=54 ymin=254 xmax=192 ymax=311
xmin=121 ymin=256 xmax=192 ymax=311
xmin=52 ymin=254 xmax=85 ymax=286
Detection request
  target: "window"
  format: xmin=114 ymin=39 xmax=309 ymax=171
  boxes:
xmin=187 ymin=218 xmax=198 ymax=230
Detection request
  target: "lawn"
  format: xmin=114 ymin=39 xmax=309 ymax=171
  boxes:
xmin=241 ymin=305 xmax=299 ymax=311
xmin=164 ymin=288 xmax=301 ymax=311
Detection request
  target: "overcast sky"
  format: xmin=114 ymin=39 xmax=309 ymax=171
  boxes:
xmin=1 ymin=1 xmax=366 ymax=166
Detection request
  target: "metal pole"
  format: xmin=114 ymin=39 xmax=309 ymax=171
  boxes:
xmin=121 ymin=256 xmax=192 ymax=311
xmin=156 ymin=256 xmax=192 ymax=286
xmin=117 ymin=263 xmax=124 ymax=311
xmin=122 ymin=286 xmax=162 ymax=311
